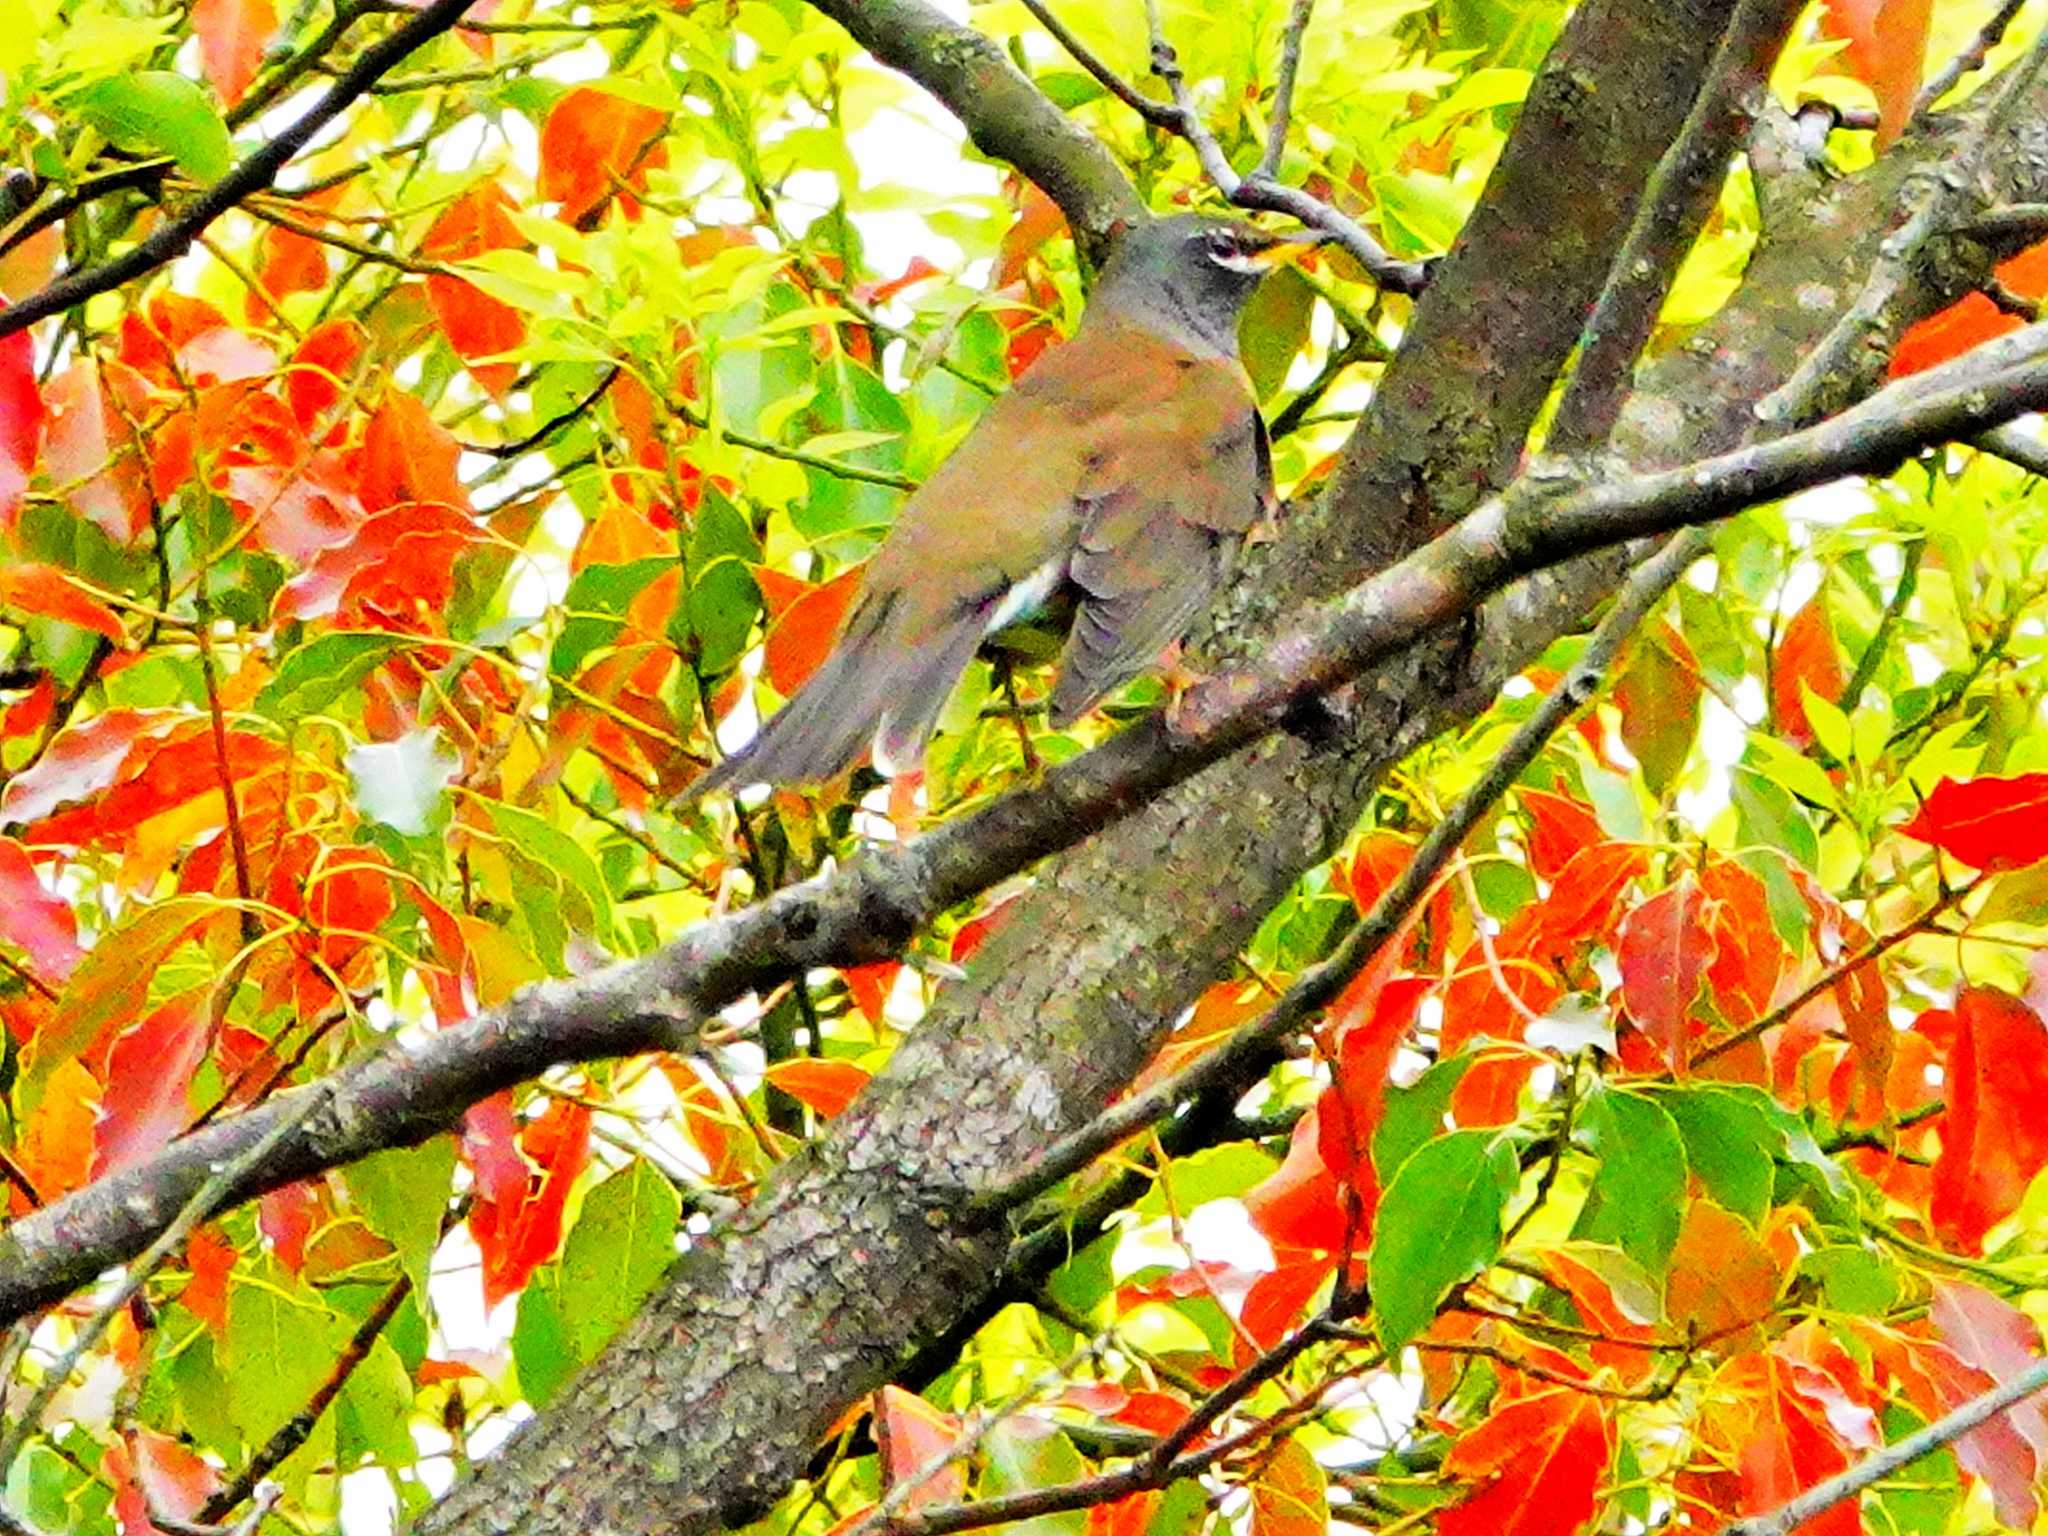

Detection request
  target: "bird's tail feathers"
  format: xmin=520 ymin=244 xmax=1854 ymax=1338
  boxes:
xmin=689 ymin=608 xmax=983 ymax=796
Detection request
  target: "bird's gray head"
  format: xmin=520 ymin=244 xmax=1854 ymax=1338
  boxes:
xmin=1096 ymin=215 xmax=1326 ymax=357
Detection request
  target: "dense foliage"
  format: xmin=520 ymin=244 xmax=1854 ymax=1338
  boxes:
xmin=3 ymin=0 xmax=2048 ymax=1533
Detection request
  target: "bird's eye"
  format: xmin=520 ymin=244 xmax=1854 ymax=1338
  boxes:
xmin=1202 ymin=229 xmax=1265 ymax=274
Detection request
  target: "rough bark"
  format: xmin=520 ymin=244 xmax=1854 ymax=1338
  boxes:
xmin=416 ymin=2 xmax=1743 ymax=1530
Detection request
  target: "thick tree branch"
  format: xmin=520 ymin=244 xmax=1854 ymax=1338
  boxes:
xmin=802 ymin=0 xmax=1143 ymax=260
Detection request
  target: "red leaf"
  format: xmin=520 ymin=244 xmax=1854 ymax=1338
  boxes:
xmin=260 ymin=1180 xmax=318 ymax=1272
xmin=763 ymin=1058 xmax=870 ymax=1118
xmin=764 ymin=565 xmax=863 ymax=696
xmin=181 ymin=1227 xmax=235 ymax=1334
xmin=875 ymin=1386 xmax=964 ymax=1512
xmin=1931 ymin=985 xmax=2048 ymax=1251
xmin=469 ymin=1097 xmax=592 ymax=1307
xmin=0 ymin=325 xmax=44 ymax=527
xmin=0 ymin=561 xmax=127 ymax=643
xmin=1438 ymin=1387 xmax=1611 ymax=1536
xmin=95 ymin=988 xmax=209 ymax=1178
xmin=192 ymin=0 xmax=276 ymax=104
xmin=286 ymin=317 xmax=366 ymax=431
xmin=1771 ymin=598 xmax=1843 ymax=748
xmin=0 ymin=836 xmax=80 ymax=984
xmin=1520 ymin=789 xmax=1603 ymax=884
xmin=1701 ymin=856 xmax=1786 ymax=1025
xmin=1924 ymin=1283 xmax=2048 ymax=1525
xmin=1681 ymin=1353 xmax=1861 ymax=1536
xmin=538 ymin=87 xmax=669 ymax=226
xmin=1617 ymin=875 xmax=1717 ymax=1071
xmin=1902 ymin=773 xmax=2048 ymax=871
xmin=1243 ymin=1103 xmax=1347 ymax=1253
xmin=1239 ymin=1255 xmax=1334 ymax=1351
xmin=130 ymin=1428 xmax=221 ymax=1523
xmin=1818 ymin=0 xmax=1931 ymax=147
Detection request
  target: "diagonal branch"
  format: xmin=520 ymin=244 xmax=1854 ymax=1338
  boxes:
xmin=0 ymin=0 xmax=479 ymax=339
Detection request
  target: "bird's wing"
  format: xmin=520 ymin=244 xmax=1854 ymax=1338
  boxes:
xmin=1048 ymin=349 xmax=1268 ymax=725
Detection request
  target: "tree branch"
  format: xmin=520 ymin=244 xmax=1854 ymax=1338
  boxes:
xmin=0 ymin=0 xmax=479 ymax=338
xmin=802 ymin=0 xmax=1143 ymax=260
xmin=1726 ymin=1354 xmax=2048 ymax=1536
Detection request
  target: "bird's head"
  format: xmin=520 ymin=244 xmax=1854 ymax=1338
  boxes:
xmin=1099 ymin=215 xmax=1328 ymax=354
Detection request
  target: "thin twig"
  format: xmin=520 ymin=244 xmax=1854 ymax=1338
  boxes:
xmin=1016 ymin=0 xmax=1178 ymax=127
xmin=0 ymin=0 xmax=480 ymax=338
xmin=1256 ymin=0 xmax=1317 ymax=180
xmin=1915 ymin=0 xmax=2031 ymax=118
xmin=1727 ymin=1354 xmax=2048 ymax=1535
xmin=1141 ymin=0 xmax=1427 ymax=293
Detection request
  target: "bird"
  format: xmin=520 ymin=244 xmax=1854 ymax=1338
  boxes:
xmin=693 ymin=214 xmax=1325 ymax=795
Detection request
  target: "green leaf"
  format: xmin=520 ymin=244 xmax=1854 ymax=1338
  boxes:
xmin=1731 ymin=763 xmax=1820 ymax=872
xmin=1135 ymin=1143 xmax=1278 ymax=1215
xmin=478 ymin=798 xmax=614 ymax=943
xmin=791 ymin=353 xmax=910 ymax=549
xmin=348 ymin=727 xmax=459 ymax=838
xmin=225 ymin=1259 xmax=353 ymax=1443
xmin=257 ymin=633 xmax=405 ymax=722
xmin=1572 ymin=1088 xmax=1686 ymax=1275
xmin=679 ymin=488 xmax=761 ymax=674
xmin=1643 ymin=1084 xmax=1776 ymax=1225
xmin=512 ymin=1265 xmax=576 ymax=1409
xmin=1239 ymin=266 xmax=1314 ymax=401
xmin=556 ymin=1160 xmax=681 ymax=1362
xmin=1372 ymin=1056 xmax=1469 ymax=1185
xmin=552 ymin=557 xmax=671 ymax=681
xmin=1368 ymin=1129 xmax=1517 ymax=1350
xmin=344 ymin=1136 xmax=455 ymax=1299
xmin=76 ymin=72 xmax=234 ymax=181
xmin=1798 ymin=1244 xmax=1900 ymax=1314
xmin=979 ymin=1421 xmax=1087 ymax=1536
xmin=337 ymin=1336 xmax=416 ymax=1468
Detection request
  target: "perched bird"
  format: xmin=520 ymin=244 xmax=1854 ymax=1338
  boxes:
xmin=695 ymin=215 xmax=1324 ymax=794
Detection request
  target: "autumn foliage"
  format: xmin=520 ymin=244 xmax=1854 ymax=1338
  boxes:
xmin=2 ymin=0 xmax=2048 ymax=1534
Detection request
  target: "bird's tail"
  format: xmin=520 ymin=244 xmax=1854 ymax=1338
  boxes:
xmin=689 ymin=606 xmax=984 ymax=797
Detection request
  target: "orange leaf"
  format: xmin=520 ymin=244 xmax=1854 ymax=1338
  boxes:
xmin=874 ymin=1386 xmax=965 ymax=1512
xmin=1519 ymin=788 xmax=1603 ymax=884
xmin=18 ymin=1058 xmax=100 ymax=1202
xmin=538 ymin=86 xmax=669 ymax=226
xmin=1930 ymin=984 xmax=2048 ymax=1251
xmin=763 ymin=1058 xmax=870 ymax=1118
xmin=192 ymin=0 xmax=276 ymax=105
xmin=181 ymin=1226 xmax=235 ymax=1334
xmin=1438 ymin=1387 xmax=1611 ymax=1536
xmin=1770 ymin=597 xmax=1843 ymax=748
xmin=841 ymin=961 xmax=899 ymax=1025
xmin=1680 ymin=1353 xmax=1863 ymax=1536
xmin=764 ymin=565 xmax=863 ymax=695
xmin=285 ymin=317 xmax=366 ymax=431
xmin=359 ymin=392 xmax=468 ymax=515
xmin=260 ymin=1180 xmax=319 ymax=1272
xmin=1666 ymin=1199 xmax=1782 ymax=1342
xmin=251 ymin=215 xmax=330 ymax=324
xmin=1249 ymin=1436 xmax=1326 ymax=1536
xmin=1818 ymin=0 xmax=1931 ymax=148
xmin=0 ymin=561 xmax=127 ymax=643
xmin=423 ymin=183 xmax=526 ymax=394
xmin=1617 ymin=875 xmax=1717 ymax=1071
xmin=1902 ymin=773 xmax=2048 ymax=871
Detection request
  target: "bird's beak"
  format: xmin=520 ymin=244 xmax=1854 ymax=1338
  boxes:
xmin=1247 ymin=232 xmax=1331 ymax=269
